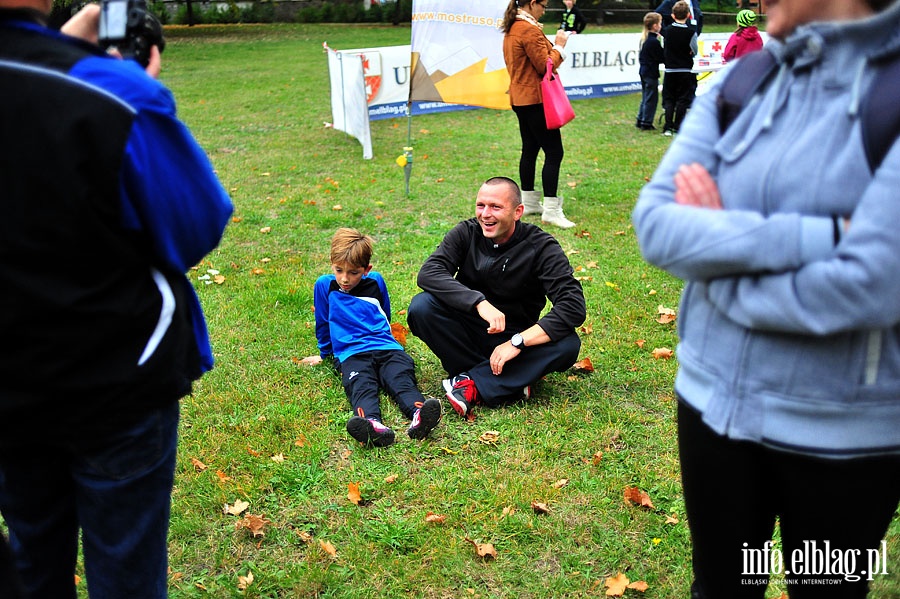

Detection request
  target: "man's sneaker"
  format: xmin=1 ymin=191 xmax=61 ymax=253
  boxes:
xmin=522 ymin=385 xmax=532 ymax=400
xmin=346 ymin=416 xmax=395 ymax=447
xmin=663 ymin=129 xmax=674 ymax=137
xmin=407 ymin=398 xmax=442 ymax=440
xmin=442 ymin=373 xmax=478 ymax=418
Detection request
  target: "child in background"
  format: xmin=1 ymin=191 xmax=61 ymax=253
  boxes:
xmin=660 ymin=0 xmax=698 ymax=136
xmin=723 ymin=9 xmax=763 ymax=62
xmin=559 ymin=0 xmax=586 ymax=34
xmin=636 ymin=12 xmax=665 ymax=131
xmin=314 ymin=228 xmax=441 ymax=447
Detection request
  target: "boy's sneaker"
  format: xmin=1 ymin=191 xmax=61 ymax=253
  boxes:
xmin=442 ymin=373 xmax=478 ymax=418
xmin=346 ymin=416 xmax=395 ymax=447
xmin=407 ymin=397 xmax=442 ymax=440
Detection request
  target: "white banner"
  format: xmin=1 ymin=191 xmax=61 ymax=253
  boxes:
xmin=325 ymin=43 xmax=373 ymax=159
xmin=328 ymin=32 xmax=770 ymax=123
xmin=410 ymin=0 xmax=510 ymax=109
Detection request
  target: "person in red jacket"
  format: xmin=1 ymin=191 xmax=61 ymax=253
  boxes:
xmin=723 ymin=9 xmax=764 ymax=62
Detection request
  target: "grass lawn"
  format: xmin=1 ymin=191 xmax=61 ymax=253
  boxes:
xmin=6 ymin=20 xmax=900 ymax=599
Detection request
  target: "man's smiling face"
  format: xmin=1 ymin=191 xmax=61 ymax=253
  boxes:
xmin=475 ymin=181 xmax=523 ymax=245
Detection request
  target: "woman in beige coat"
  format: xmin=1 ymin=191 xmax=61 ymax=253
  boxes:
xmin=501 ymin=0 xmax=573 ymax=228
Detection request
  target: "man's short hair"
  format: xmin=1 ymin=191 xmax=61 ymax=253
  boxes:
xmin=672 ymin=0 xmax=690 ymax=20
xmin=330 ymin=228 xmax=373 ymax=268
xmin=483 ymin=176 xmax=522 ymax=207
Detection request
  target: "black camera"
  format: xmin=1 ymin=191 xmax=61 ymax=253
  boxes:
xmin=98 ymin=0 xmax=165 ymax=68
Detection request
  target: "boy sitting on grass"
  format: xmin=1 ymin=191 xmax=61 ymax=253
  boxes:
xmin=314 ymin=228 xmax=441 ymax=447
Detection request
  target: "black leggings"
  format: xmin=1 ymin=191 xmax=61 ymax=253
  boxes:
xmin=678 ymin=401 xmax=900 ymax=599
xmin=512 ymin=103 xmax=563 ymax=197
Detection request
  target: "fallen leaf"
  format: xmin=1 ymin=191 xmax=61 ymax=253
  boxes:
xmin=552 ymin=478 xmax=569 ymax=489
xmin=215 ymin=470 xmax=230 ymax=482
xmin=651 ymin=347 xmax=674 ymax=359
xmin=190 ymin=457 xmax=208 ymax=472
xmin=236 ymin=514 xmax=271 ymax=537
xmin=237 ymin=570 xmax=254 ymax=591
xmin=348 ymin=482 xmax=362 ymax=505
xmin=567 ymin=181 xmax=577 ymax=188
xmin=296 ymin=530 xmax=313 ymax=543
xmin=635 ymin=339 xmax=646 ymax=348
xmin=666 ymin=513 xmax=680 ymax=524
xmin=623 ymin=486 xmax=655 ymax=509
xmin=478 ymin=430 xmax=501 ymax=444
xmin=605 ymin=572 xmax=630 ymax=596
xmin=628 ymin=580 xmax=649 ymax=592
xmin=213 ymin=275 xmax=226 ymax=285
xmin=319 ymin=539 xmax=337 ymax=557
xmin=476 ymin=542 xmax=497 ymax=559
xmin=259 ymin=226 xmax=271 ymax=234
xmin=425 ymin=512 xmax=447 ymax=524
xmin=332 ymin=205 xmax=342 ymax=211
xmin=572 ymin=358 xmax=594 ymax=373
xmin=656 ymin=305 xmax=677 ymax=324
xmin=390 ymin=322 xmax=408 ymax=345
xmin=294 ymin=434 xmax=309 ymax=447
xmin=384 ymin=474 xmax=398 ymax=483
xmin=271 ymin=453 xmax=285 ymax=463
xmin=531 ymin=501 xmax=551 ymax=514
xmin=224 ymin=499 xmax=249 ymax=516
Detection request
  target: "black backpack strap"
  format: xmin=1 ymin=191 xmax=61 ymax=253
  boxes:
xmin=717 ymin=49 xmax=778 ymax=134
xmin=860 ymin=51 xmax=900 ymax=172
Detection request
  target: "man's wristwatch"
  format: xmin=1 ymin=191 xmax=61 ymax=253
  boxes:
xmin=510 ymin=333 xmax=525 ymax=350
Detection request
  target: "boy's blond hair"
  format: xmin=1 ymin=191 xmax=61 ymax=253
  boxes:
xmin=672 ymin=0 xmax=690 ymax=21
xmin=330 ymin=228 xmax=373 ymax=268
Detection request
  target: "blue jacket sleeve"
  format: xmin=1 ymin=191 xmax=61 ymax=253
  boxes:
xmin=314 ymin=275 xmax=333 ymax=358
xmin=706 ymin=141 xmax=900 ymax=334
xmin=632 ymin=73 xmax=835 ymax=283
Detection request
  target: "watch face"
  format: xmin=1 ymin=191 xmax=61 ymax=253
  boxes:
xmin=512 ymin=333 xmax=524 ymax=348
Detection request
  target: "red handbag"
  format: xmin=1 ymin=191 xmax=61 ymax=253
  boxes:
xmin=541 ymin=58 xmax=575 ymax=129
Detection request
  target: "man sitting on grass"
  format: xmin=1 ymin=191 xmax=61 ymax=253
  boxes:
xmin=408 ymin=177 xmax=586 ymax=418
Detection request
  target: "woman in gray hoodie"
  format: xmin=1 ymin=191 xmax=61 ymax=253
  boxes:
xmin=633 ymin=0 xmax=900 ymax=597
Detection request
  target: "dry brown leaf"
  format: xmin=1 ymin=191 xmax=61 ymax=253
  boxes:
xmin=215 ymin=470 xmax=230 ymax=482
xmin=190 ymin=457 xmax=208 ymax=472
xmin=628 ymin=580 xmax=649 ymax=592
xmin=213 ymin=275 xmax=226 ymax=285
xmin=592 ymin=451 xmax=604 ymax=465
xmin=651 ymin=347 xmax=674 ymax=359
xmin=296 ymin=355 xmax=323 ymax=366
xmin=270 ymin=453 xmax=285 ymax=463
xmin=296 ymin=530 xmax=313 ymax=543
xmin=623 ymin=486 xmax=655 ymax=509
xmin=478 ymin=430 xmax=501 ymax=444
xmin=390 ymin=322 xmax=408 ymax=346
xmin=347 ymin=482 xmax=362 ymax=505
xmin=236 ymin=514 xmax=271 ymax=537
xmin=572 ymin=358 xmax=594 ymax=373
xmin=605 ymin=572 xmax=630 ymax=596
xmin=224 ymin=499 xmax=249 ymax=516
xmin=259 ymin=226 xmax=271 ymax=234
xmin=476 ymin=542 xmax=497 ymax=559
xmin=384 ymin=474 xmax=398 ymax=483
xmin=294 ymin=434 xmax=309 ymax=447
xmin=635 ymin=339 xmax=646 ymax=348
xmin=237 ymin=570 xmax=254 ymax=591
xmin=425 ymin=512 xmax=447 ymax=524
xmin=656 ymin=305 xmax=677 ymax=324
xmin=319 ymin=539 xmax=337 ymax=557
xmin=531 ymin=501 xmax=551 ymax=515
xmin=665 ymin=513 xmax=680 ymax=525
xmin=552 ymin=478 xmax=569 ymax=489
xmin=332 ymin=205 xmax=342 ymax=211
